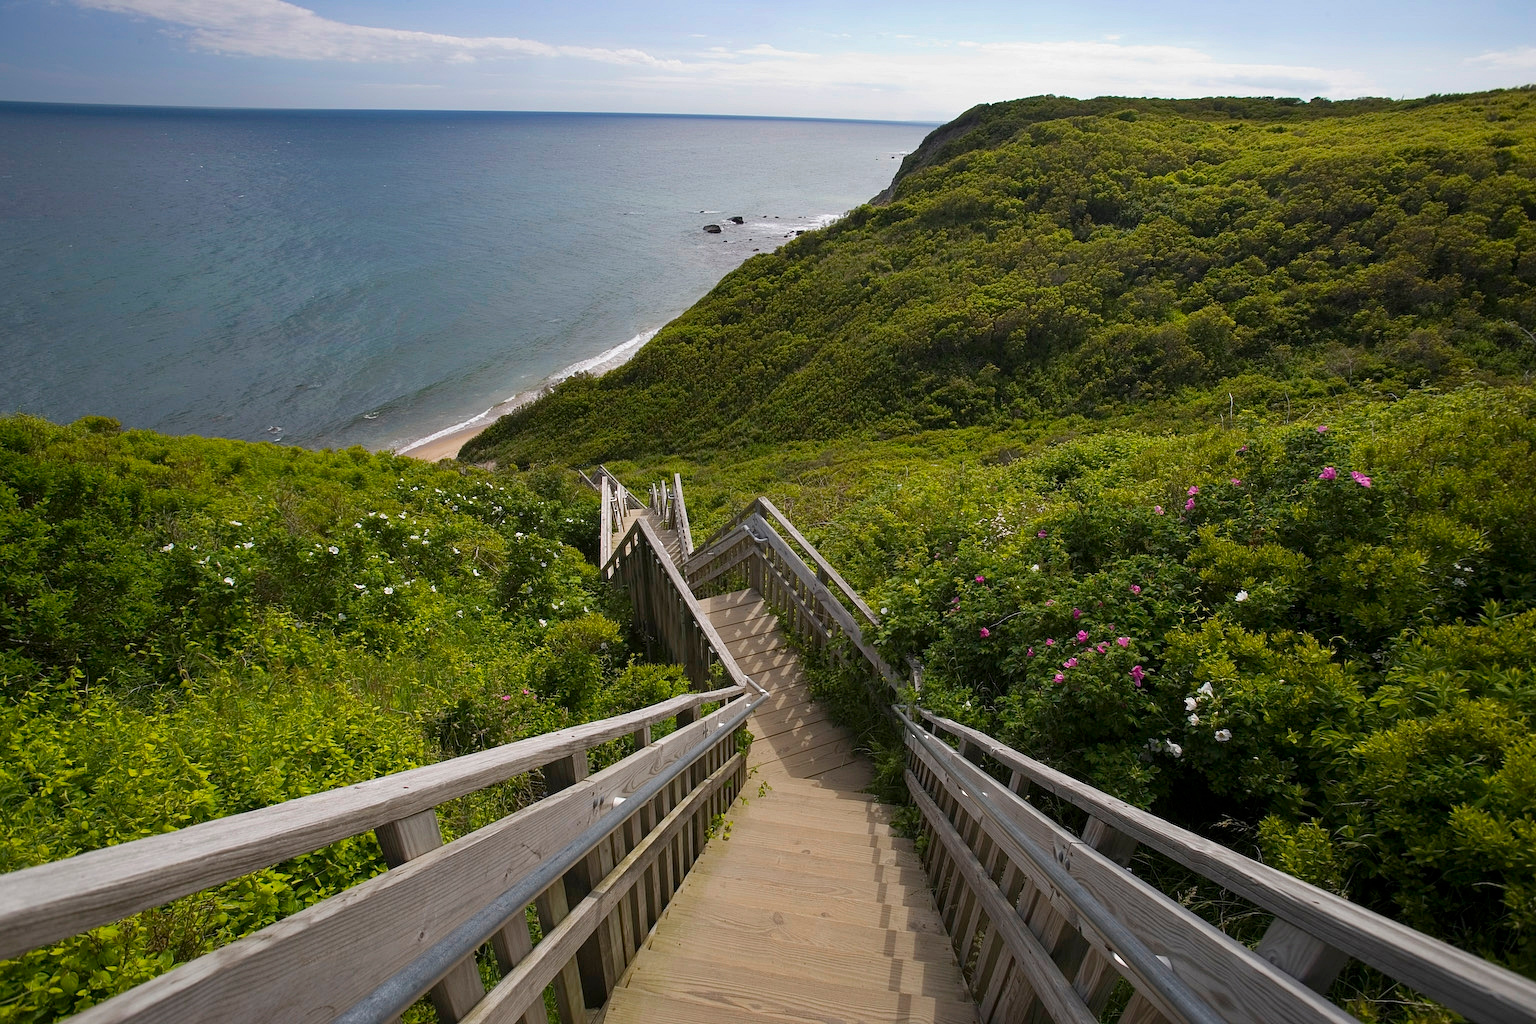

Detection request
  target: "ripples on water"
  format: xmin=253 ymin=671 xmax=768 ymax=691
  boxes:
xmin=0 ymin=105 xmax=931 ymax=450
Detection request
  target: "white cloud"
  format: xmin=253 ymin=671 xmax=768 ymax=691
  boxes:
xmin=70 ymin=0 xmax=1376 ymax=117
xmin=1469 ymin=46 xmax=1536 ymax=71
xmin=72 ymin=0 xmax=679 ymax=67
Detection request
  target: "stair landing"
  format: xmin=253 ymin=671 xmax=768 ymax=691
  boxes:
xmin=600 ymin=589 xmax=977 ymax=1024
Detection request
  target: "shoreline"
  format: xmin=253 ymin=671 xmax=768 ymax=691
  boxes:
xmin=394 ymin=327 xmax=658 ymax=462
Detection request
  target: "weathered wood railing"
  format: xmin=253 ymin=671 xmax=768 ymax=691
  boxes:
xmin=668 ymin=480 xmax=1536 ymax=1024
xmin=0 ymin=480 xmax=768 ymax=1023
xmin=591 ymin=465 xmax=642 ymax=569
xmin=686 ymin=508 xmax=903 ymax=690
xmin=905 ymin=709 xmax=1536 ymax=1024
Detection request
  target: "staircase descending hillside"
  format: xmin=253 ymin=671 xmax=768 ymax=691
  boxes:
xmin=4 ymin=469 xmax=1536 ymax=1024
xmin=602 ymin=588 xmax=976 ymax=1023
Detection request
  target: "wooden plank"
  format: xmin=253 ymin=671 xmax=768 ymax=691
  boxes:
xmin=64 ymin=704 xmax=747 ymax=1024
xmin=910 ymin=774 xmax=1096 ymax=1024
xmin=908 ymin=729 xmax=1355 ymax=1024
xmin=534 ymin=882 xmax=584 ymax=1024
xmin=374 ymin=810 xmax=487 ymax=1023
xmin=459 ymin=753 xmax=743 ymax=1024
xmin=918 ymin=710 xmax=1536 ymax=1024
xmin=0 ymin=684 xmax=742 ymax=962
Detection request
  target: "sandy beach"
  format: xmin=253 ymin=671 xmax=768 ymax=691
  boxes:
xmin=399 ymin=424 xmax=484 ymax=462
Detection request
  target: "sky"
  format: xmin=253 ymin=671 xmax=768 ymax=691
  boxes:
xmin=1 ymin=1 xmax=1534 ymax=122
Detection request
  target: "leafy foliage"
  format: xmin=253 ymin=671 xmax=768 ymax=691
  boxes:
xmin=0 ymin=415 xmax=676 ymax=1021
xmin=466 ymin=87 xmax=1536 ymax=467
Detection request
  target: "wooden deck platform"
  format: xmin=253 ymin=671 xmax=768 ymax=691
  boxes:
xmin=600 ymin=589 xmax=978 ymax=1023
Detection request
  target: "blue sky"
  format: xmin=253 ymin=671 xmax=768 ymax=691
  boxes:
xmin=2 ymin=1 xmax=1533 ymax=121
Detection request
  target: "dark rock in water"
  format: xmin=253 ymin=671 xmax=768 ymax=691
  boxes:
xmin=702 ymin=223 xmax=722 ymax=233
xmin=729 ymin=216 xmax=744 ymax=225
xmin=795 ymin=230 xmax=805 ymax=235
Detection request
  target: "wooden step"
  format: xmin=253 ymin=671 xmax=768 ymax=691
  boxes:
xmin=640 ymin=934 xmax=971 ymax=998
xmin=647 ymin=900 xmax=956 ymax=957
xmin=610 ymin=959 xmax=978 ymax=1024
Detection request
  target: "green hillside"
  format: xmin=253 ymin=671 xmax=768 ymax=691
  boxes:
xmin=463 ymin=88 xmax=1536 ymax=467
xmin=462 ymin=88 xmax=1536 ymax=984
xmin=0 ymin=416 xmax=684 ymax=1021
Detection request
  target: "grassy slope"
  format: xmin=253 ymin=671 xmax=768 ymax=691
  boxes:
xmin=460 ymin=89 xmax=1536 ymax=982
xmin=464 ymin=88 xmax=1536 ymax=468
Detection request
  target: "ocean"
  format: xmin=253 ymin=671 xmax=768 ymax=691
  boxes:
xmin=0 ymin=103 xmax=932 ymax=452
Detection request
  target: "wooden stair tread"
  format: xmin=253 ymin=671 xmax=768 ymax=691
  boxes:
xmin=601 ymin=983 xmax=976 ymax=1024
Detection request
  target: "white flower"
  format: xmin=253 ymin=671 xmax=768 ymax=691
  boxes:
xmin=472 ymin=568 xmax=480 ymax=577
xmin=453 ymin=547 xmax=460 ymax=554
xmin=1234 ymin=590 xmax=1249 ymax=602
xmin=354 ymin=583 xmax=367 ymax=590
xmin=328 ymin=545 xmax=339 ymax=554
xmin=1184 ymin=696 xmax=1198 ymax=711
xmin=1031 ymin=564 xmax=1040 ymax=572
xmin=539 ymin=618 xmax=547 ymax=626
xmin=337 ymin=612 xmax=346 ymax=621
xmin=160 ymin=543 xmax=174 ymax=552
xmin=1198 ymin=681 xmax=1214 ymax=697
xmin=456 ymin=609 xmax=464 ymax=617
xmin=242 ymin=541 xmax=254 ymax=549
xmin=1187 ymin=713 xmax=1201 ymax=726
xmin=430 ymin=584 xmax=437 ymax=593
xmin=222 ymin=576 xmax=235 ymax=586
xmin=879 ymin=607 xmax=888 ymax=615
xmin=354 ymin=522 xmax=362 ymax=528
xmin=383 ymin=586 xmax=394 ymax=595
xmin=229 ymin=520 xmax=242 ymax=526
xmin=1166 ymin=742 xmax=1183 ymax=758
xmin=1215 ymin=729 xmax=1232 ymax=742
xmin=410 ymin=534 xmax=419 ymax=541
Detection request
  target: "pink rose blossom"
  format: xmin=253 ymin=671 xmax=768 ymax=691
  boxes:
xmin=1317 ymin=425 xmax=1329 ymax=433
xmin=975 ymin=574 xmax=985 ymax=583
xmin=1097 ymin=642 xmax=1108 ymax=654
xmin=1076 ymin=630 xmax=1089 ymax=642
xmin=1037 ymin=530 xmax=1048 ymax=539
xmin=1053 ymin=673 xmax=1065 ymax=684
xmin=1045 ymin=638 xmax=1056 ymax=646
xmin=1319 ymin=466 xmax=1338 ymax=481
xmin=1131 ymin=665 xmax=1146 ymax=686
xmin=1063 ymin=657 xmax=1078 ymax=668
xmin=1026 ymin=647 xmax=1035 ymax=657
xmin=1230 ymin=478 xmax=1242 ymax=486
xmin=1185 ymin=497 xmax=1196 ymax=511
xmin=1117 ymin=636 xmax=1130 ymax=647
xmin=1187 ymin=485 xmax=1200 ymax=496
xmin=1130 ymin=585 xmax=1142 ymax=595
xmin=1154 ymin=505 xmax=1165 ymax=515
xmin=1351 ymin=471 xmax=1372 ymax=488
xmin=979 ymin=627 xmax=990 ymax=638
xmin=1072 ymin=607 xmax=1082 ymax=620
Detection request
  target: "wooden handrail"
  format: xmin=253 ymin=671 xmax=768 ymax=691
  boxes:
xmin=914 ymin=708 xmax=1536 ymax=1024
xmin=670 ymin=472 xmax=693 ymax=557
xmin=0 ymin=685 xmax=740 ymax=963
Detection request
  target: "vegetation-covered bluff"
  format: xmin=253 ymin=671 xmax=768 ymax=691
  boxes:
xmin=465 ymin=89 xmax=1536 ymax=986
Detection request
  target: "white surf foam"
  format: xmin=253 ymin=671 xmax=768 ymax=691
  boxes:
xmin=395 ymin=327 xmax=659 ymax=455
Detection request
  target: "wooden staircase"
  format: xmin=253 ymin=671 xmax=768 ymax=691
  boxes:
xmin=601 ymin=588 xmax=978 ymax=1023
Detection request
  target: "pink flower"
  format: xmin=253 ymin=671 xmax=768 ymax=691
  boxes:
xmin=1026 ymin=647 xmax=1035 ymax=657
xmin=975 ymin=574 xmax=985 ymax=583
xmin=1130 ymin=584 xmax=1142 ymax=595
xmin=1238 ymin=445 xmax=1249 ymax=453
xmin=1064 ymin=657 xmax=1078 ymax=668
xmin=1053 ymin=673 xmax=1065 ymax=684
xmin=1187 ymin=485 xmax=1199 ymax=496
xmin=1072 ymin=607 xmax=1082 ymax=620
xmin=1130 ymin=665 xmax=1146 ymax=686
xmin=1230 ymin=478 xmax=1242 ymax=486
xmin=1117 ymin=636 xmax=1130 ymax=647
xmin=499 ymin=694 xmax=512 ymax=702
xmin=1154 ymin=505 xmax=1164 ymax=515
xmin=1037 ymin=530 xmax=1048 ymax=539
xmin=1185 ymin=497 xmax=1196 ymax=511
xmin=1045 ymin=599 xmax=1055 ymax=606
xmin=1096 ymin=642 xmax=1108 ymax=654
xmin=1351 ymin=471 xmax=1372 ymax=488
xmin=1076 ymin=629 xmax=1089 ymax=642
xmin=979 ymin=627 xmax=990 ymax=638
xmin=1045 ymin=638 xmax=1056 ymax=646
xmin=1318 ymin=466 xmax=1338 ymax=481
xmin=1317 ymin=424 xmax=1329 ymax=433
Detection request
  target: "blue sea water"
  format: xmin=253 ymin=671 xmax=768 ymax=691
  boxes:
xmin=0 ymin=104 xmax=931 ymax=451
